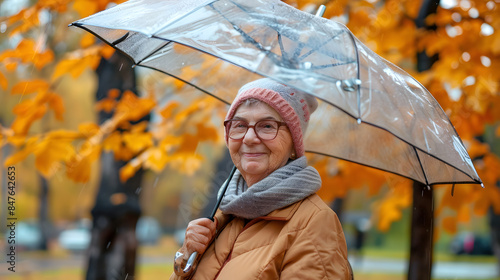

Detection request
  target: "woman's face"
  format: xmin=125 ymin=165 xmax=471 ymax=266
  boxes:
xmin=227 ymin=102 xmax=294 ymax=187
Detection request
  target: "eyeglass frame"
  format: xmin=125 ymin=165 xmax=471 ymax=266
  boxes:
xmin=224 ymin=119 xmax=288 ymax=141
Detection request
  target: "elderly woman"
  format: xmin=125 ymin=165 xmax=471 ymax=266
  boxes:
xmin=170 ymin=79 xmax=351 ymax=279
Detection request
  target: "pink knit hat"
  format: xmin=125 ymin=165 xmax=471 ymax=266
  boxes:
xmin=225 ymin=78 xmax=318 ymax=157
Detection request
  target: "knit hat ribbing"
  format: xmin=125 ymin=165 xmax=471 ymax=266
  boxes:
xmin=225 ymin=78 xmax=318 ymax=157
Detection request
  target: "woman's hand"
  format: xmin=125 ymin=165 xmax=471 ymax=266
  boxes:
xmin=174 ymin=218 xmax=217 ymax=276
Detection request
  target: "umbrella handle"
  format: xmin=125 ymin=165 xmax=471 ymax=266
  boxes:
xmin=183 ymin=165 xmax=237 ymax=273
xmin=183 ymin=251 xmax=198 ymax=273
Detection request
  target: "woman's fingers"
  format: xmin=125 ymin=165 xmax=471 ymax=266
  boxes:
xmin=183 ymin=218 xmax=217 ymax=255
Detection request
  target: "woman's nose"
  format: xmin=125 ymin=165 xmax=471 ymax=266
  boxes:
xmin=243 ymin=127 xmax=261 ymax=144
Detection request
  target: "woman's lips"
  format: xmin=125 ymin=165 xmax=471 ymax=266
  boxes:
xmin=243 ymin=152 xmax=265 ymax=158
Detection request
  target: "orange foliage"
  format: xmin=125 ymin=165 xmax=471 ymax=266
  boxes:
xmin=0 ymin=70 xmax=7 ymax=90
xmin=11 ymin=91 xmax=65 ymax=134
xmin=0 ymin=39 xmax=54 ymax=71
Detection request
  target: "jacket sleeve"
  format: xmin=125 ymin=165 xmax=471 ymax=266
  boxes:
xmin=279 ymin=208 xmax=351 ymax=280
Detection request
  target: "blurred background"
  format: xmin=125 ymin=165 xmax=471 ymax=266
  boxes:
xmin=1 ymin=0 xmax=499 ymax=279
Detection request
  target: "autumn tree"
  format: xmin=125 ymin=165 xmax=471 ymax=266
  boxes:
xmin=0 ymin=0 xmax=224 ymax=277
xmin=291 ymin=0 xmax=500 ymax=278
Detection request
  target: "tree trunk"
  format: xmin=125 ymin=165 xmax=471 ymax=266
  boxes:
xmin=408 ymin=182 xmax=434 ymax=280
xmin=409 ymin=1 xmax=440 ymax=279
xmin=38 ymin=176 xmax=50 ymax=250
xmin=86 ymin=51 xmax=146 ymax=280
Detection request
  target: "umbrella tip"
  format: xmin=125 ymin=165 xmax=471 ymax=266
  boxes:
xmin=315 ymin=5 xmax=326 ymax=17
xmin=480 ymin=183 xmax=485 ymax=188
xmin=357 ymin=118 xmax=362 ymax=124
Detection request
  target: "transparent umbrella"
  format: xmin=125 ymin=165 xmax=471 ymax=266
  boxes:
xmin=70 ymin=0 xmax=482 ymax=187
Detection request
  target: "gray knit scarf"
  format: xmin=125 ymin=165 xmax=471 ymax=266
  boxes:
xmin=219 ymin=156 xmax=322 ymax=219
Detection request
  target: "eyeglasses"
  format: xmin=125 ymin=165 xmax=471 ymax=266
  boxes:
xmin=224 ymin=119 xmax=287 ymax=140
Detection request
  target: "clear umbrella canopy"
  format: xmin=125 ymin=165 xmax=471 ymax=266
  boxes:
xmin=70 ymin=0 xmax=481 ymax=186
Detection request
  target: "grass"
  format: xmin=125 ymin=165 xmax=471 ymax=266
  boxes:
xmin=362 ymin=246 xmax=497 ymax=263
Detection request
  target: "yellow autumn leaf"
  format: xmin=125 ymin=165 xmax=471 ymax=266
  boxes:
xmin=100 ymin=44 xmax=116 ymax=59
xmin=170 ymin=154 xmax=203 ymax=176
xmin=457 ymin=206 xmax=471 ymax=223
xmin=115 ymin=91 xmax=156 ymax=122
xmin=108 ymin=88 xmax=120 ymax=98
xmin=11 ymin=104 xmax=47 ymax=134
xmin=0 ymin=70 xmax=7 ymax=90
xmin=130 ymin=121 xmax=149 ymax=133
xmin=176 ymin=133 xmax=199 ymax=154
xmin=34 ymin=137 xmax=76 ymax=177
xmin=120 ymin=159 xmax=142 ymax=182
xmin=33 ymin=49 xmax=55 ymax=70
xmin=114 ymin=145 xmax=135 ymax=162
xmin=95 ymin=98 xmax=116 ymax=113
xmin=47 ymin=92 xmax=64 ymax=120
xmin=467 ymin=139 xmax=489 ymax=158
xmin=102 ymin=131 xmax=122 ymax=152
xmin=11 ymin=79 xmax=50 ymax=95
xmin=7 ymin=7 xmax=40 ymax=37
xmin=160 ymin=101 xmax=180 ymax=120
xmin=51 ymin=54 xmax=101 ymax=81
xmin=72 ymin=0 xmax=98 ymax=18
xmin=160 ymin=135 xmax=182 ymax=152
xmin=195 ymin=124 xmax=218 ymax=142
xmin=144 ymin=147 xmax=170 ymax=172
xmin=80 ymin=31 xmax=96 ymax=48
xmin=377 ymin=200 xmax=404 ymax=232
xmin=4 ymin=136 xmax=39 ymax=166
xmin=39 ymin=0 xmax=72 ymax=12
xmin=6 ymin=135 xmax=28 ymax=147
xmin=66 ymin=143 xmax=101 ymax=183
xmin=122 ymin=132 xmax=153 ymax=153
xmin=442 ymin=216 xmax=457 ymax=234
xmin=78 ymin=122 xmax=100 ymax=137
xmin=0 ymin=38 xmax=54 ymax=69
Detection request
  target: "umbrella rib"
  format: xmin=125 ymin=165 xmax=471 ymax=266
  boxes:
xmin=413 ymin=146 xmax=430 ymax=186
xmin=345 ymin=31 xmax=362 ymax=121
xmin=70 ymin=24 xmax=140 ymax=65
xmin=277 ymin=33 xmax=289 ymax=61
xmin=208 ymin=2 xmax=289 ymax=68
xmin=135 ymin=41 xmax=173 ymax=66
xmin=297 ymin=30 xmax=347 ymax=61
xmin=225 ymin=0 xmax=354 ymax=66
xmin=309 ymin=61 xmax=357 ymax=70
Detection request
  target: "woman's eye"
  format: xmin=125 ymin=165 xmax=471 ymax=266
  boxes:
xmin=233 ymin=122 xmax=247 ymax=128
xmin=258 ymin=121 xmax=276 ymax=129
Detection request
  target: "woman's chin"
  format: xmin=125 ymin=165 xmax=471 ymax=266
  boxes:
xmin=241 ymin=161 xmax=266 ymax=176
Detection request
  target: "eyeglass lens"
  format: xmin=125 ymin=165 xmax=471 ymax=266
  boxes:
xmin=227 ymin=120 xmax=281 ymax=140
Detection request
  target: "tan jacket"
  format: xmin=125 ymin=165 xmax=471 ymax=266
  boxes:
xmin=170 ymin=194 xmax=350 ymax=280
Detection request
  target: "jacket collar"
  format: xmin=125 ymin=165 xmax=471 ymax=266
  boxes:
xmin=263 ymin=198 xmax=303 ymax=221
